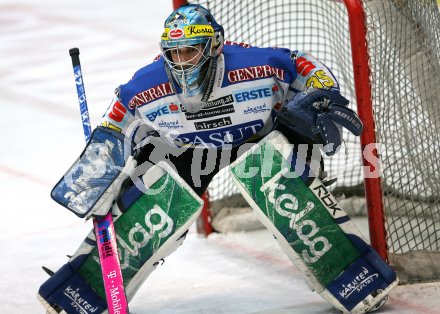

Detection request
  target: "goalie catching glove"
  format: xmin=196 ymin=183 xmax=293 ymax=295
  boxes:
xmin=278 ymin=88 xmax=363 ymax=156
xmin=51 ymin=127 xmax=137 ymax=219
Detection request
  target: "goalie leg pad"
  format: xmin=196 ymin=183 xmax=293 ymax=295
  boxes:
xmin=38 ymin=162 xmax=204 ymax=313
xmin=326 ymin=250 xmax=396 ymax=312
xmin=38 ymin=257 xmax=107 ymax=314
xmin=229 ymin=131 xmax=398 ymax=314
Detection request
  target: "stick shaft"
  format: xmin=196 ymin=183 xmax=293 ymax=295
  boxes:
xmin=69 ymin=48 xmax=129 ymax=314
xmin=69 ymin=48 xmax=92 ymax=142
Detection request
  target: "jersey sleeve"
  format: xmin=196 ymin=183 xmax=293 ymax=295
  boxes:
xmin=290 ymin=51 xmax=340 ymax=93
xmin=99 ymin=88 xmax=156 ymax=151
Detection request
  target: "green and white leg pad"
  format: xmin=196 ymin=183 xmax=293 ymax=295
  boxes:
xmin=38 ymin=162 xmax=203 ymax=314
xmin=229 ymin=131 xmax=398 ymax=314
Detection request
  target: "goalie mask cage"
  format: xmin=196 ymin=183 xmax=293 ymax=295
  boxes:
xmin=172 ymin=0 xmax=440 ymax=283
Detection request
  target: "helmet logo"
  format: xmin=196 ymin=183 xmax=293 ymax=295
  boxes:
xmin=162 ymin=25 xmax=215 ymax=42
xmin=185 ymin=25 xmax=214 ymax=38
xmin=167 ymin=12 xmax=187 ymax=26
xmin=169 ymin=28 xmax=184 ymax=39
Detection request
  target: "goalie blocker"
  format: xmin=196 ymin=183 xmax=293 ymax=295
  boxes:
xmin=229 ymin=131 xmax=398 ymax=313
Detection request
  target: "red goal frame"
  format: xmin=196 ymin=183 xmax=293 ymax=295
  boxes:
xmin=171 ymin=0 xmax=388 ymax=261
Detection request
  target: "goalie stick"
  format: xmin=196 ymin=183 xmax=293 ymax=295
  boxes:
xmin=69 ymin=48 xmax=129 ymax=314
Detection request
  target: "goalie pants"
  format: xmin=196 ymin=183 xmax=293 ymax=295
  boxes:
xmin=135 ymin=124 xmax=323 ymax=197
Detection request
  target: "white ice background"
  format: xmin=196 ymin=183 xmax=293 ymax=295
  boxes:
xmin=0 ymin=0 xmax=439 ymax=313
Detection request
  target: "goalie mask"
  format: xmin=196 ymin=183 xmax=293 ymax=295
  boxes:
xmin=160 ymin=4 xmax=224 ymax=111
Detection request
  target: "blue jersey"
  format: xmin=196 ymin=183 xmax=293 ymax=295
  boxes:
xmin=100 ymin=43 xmax=339 ymax=149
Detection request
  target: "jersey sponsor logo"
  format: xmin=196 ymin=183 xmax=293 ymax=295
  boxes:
xmin=181 ymin=94 xmax=235 ymax=120
xmin=145 ymin=102 xmax=180 ymax=121
xmin=128 ymin=82 xmax=173 ymax=109
xmin=181 ymin=94 xmax=234 ymax=113
xmin=205 ymin=94 xmax=234 ymax=109
xmin=174 ymin=120 xmax=264 ymax=148
xmin=184 ymin=104 xmax=235 ymax=120
xmin=227 ymin=65 xmax=285 ymax=83
xmin=296 ymin=56 xmax=316 ymax=76
xmin=234 ymin=86 xmax=272 ymax=103
xmin=194 ymin=117 xmax=232 ymax=130
xmin=243 ymin=103 xmax=270 ymax=114
xmin=157 ymin=119 xmax=183 ymax=129
xmin=108 ymin=101 xmax=127 ymax=123
xmin=168 ymin=102 xmax=180 ymax=112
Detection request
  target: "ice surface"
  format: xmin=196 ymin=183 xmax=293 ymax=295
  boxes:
xmin=0 ymin=0 xmax=439 ymax=313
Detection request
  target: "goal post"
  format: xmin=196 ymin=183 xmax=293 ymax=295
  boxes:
xmin=343 ymin=0 xmax=387 ymax=261
xmin=171 ymin=0 xmax=440 ymax=283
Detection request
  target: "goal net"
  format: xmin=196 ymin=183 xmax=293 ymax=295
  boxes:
xmin=176 ymin=0 xmax=440 ymax=283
